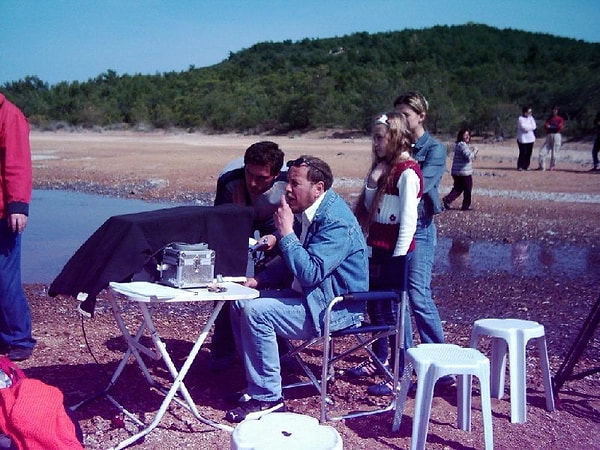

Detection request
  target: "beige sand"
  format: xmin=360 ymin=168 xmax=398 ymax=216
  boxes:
xmin=30 ymin=130 xmax=600 ymax=202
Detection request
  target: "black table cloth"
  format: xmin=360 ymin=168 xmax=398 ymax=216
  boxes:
xmin=49 ymin=204 xmax=254 ymax=315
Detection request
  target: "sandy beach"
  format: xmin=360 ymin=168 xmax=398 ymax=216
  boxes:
xmin=30 ymin=129 xmax=600 ymax=199
xmin=19 ymin=129 xmax=600 ymax=449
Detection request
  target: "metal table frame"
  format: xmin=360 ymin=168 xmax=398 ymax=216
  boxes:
xmin=72 ymin=281 xmax=258 ymax=450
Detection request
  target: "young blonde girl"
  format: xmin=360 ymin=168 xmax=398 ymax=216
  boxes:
xmin=350 ymin=112 xmax=423 ymax=395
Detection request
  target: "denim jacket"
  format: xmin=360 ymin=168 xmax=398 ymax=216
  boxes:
xmin=412 ymin=132 xmax=447 ymax=221
xmin=258 ymin=190 xmax=368 ymax=335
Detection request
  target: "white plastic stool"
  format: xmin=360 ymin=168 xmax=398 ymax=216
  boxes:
xmin=470 ymin=318 xmax=555 ymax=423
xmin=400 ymin=344 xmax=493 ymax=450
xmin=231 ymin=412 xmax=343 ymax=450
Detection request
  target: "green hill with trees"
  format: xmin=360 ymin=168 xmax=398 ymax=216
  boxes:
xmin=3 ymin=24 xmax=599 ymax=137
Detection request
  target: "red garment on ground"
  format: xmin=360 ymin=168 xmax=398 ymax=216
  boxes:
xmin=0 ymin=378 xmax=83 ymax=450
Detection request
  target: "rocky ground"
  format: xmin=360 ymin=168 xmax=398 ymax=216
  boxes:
xmin=17 ymin=130 xmax=600 ymax=449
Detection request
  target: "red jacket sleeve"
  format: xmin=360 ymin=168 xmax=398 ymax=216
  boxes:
xmin=0 ymin=96 xmax=32 ymax=217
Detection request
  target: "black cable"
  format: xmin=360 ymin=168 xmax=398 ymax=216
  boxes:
xmin=79 ymin=314 xmax=114 ymax=384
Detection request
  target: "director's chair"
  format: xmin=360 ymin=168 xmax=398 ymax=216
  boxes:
xmin=282 ymin=290 xmax=412 ymax=424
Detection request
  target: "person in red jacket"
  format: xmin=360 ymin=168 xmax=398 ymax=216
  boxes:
xmin=0 ymin=93 xmax=35 ymax=361
xmin=538 ymin=106 xmax=565 ymax=171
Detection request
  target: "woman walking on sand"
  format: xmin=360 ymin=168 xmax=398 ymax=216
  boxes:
xmin=348 ymin=112 xmax=422 ymax=396
xmin=443 ymin=127 xmax=478 ymax=211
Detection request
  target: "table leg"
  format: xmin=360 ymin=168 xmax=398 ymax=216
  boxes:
xmin=110 ymin=300 xmax=233 ymax=450
xmin=71 ymin=291 xmax=157 ymax=415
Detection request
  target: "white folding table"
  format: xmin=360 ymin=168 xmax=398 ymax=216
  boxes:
xmin=75 ymin=280 xmax=258 ymax=450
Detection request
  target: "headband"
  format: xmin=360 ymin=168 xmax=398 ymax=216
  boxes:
xmin=375 ymin=114 xmax=389 ymax=126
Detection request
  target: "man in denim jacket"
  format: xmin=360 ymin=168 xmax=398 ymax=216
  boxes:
xmin=226 ymin=155 xmax=368 ymax=423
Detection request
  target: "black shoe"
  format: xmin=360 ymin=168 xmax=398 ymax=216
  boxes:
xmin=347 ymin=358 xmax=389 ymax=378
xmin=437 ymin=375 xmax=456 ymax=386
xmin=7 ymin=346 xmax=33 ymax=361
xmin=367 ymin=380 xmax=393 ymax=396
xmin=224 ymin=390 xmax=251 ymax=405
xmin=461 ymin=206 xmax=473 ymax=211
xmin=443 ymin=198 xmax=451 ymax=210
xmin=433 ymin=375 xmax=456 ymax=395
xmin=368 ymin=377 xmax=418 ymax=396
xmin=225 ymin=397 xmax=286 ymax=423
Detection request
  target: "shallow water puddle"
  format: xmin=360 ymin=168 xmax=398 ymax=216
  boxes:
xmin=21 ymin=190 xmax=598 ymax=284
xmin=437 ymin=237 xmax=598 ymax=278
xmin=22 ymin=190 xmax=188 ymax=284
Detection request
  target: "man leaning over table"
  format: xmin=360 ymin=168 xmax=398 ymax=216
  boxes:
xmin=225 ymin=155 xmax=368 ymax=423
xmin=211 ymin=141 xmax=287 ymax=371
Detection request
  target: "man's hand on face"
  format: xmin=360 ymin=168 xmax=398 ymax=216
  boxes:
xmin=274 ymin=195 xmax=294 ymax=237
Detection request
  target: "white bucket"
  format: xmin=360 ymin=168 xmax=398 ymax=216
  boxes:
xmin=231 ymin=412 xmax=343 ymax=450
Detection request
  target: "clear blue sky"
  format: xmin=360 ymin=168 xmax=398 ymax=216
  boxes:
xmin=2 ymin=0 xmax=599 ymax=85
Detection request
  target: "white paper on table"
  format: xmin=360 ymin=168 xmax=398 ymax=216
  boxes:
xmin=109 ymin=280 xmax=258 ymax=303
xmin=109 ymin=281 xmax=186 ymax=300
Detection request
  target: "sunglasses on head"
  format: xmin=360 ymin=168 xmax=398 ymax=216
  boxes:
xmin=286 ymin=157 xmax=327 ymax=177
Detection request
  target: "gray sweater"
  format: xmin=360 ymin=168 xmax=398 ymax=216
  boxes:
xmin=451 ymin=141 xmax=477 ymax=176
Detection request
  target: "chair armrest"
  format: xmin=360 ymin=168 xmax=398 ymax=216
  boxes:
xmin=340 ymin=291 xmax=400 ymax=304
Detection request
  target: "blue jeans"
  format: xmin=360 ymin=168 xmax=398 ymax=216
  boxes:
xmin=0 ymin=222 xmax=35 ymax=348
xmin=230 ymin=289 xmax=316 ymax=401
xmin=407 ymin=218 xmax=445 ymax=347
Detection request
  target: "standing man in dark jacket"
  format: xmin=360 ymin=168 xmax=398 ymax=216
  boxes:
xmin=0 ymin=93 xmax=36 ymax=361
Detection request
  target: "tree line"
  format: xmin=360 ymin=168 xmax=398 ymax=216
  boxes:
xmin=3 ymin=24 xmax=599 ymax=137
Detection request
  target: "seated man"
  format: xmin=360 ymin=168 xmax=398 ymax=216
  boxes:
xmin=225 ymin=155 xmax=369 ymax=423
xmin=211 ymin=141 xmax=287 ymax=370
